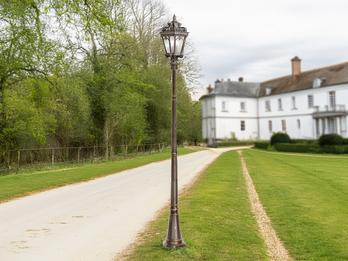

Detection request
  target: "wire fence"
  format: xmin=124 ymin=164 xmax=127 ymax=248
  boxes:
xmin=0 ymin=143 xmax=165 ymax=172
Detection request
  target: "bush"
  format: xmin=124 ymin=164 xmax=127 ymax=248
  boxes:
xmin=318 ymin=134 xmax=343 ymax=146
xmin=343 ymin=138 xmax=348 ymax=145
xmin=254 ymin=142 xmax=270 ymax=149
xmin=270 ymin=132 xmax=291 ymax=145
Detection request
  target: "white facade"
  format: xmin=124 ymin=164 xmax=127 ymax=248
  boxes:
xmin=201 ymin=59 xmax=348 ymax=146
xmin=257 ymin=84 xmax=348 ymax=141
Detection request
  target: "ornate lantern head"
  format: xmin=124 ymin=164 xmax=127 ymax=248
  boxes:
xmin=160 ymin=15 xmax=189 ymax=58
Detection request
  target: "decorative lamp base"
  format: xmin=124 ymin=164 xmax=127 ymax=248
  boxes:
xmin=163 ymin=239 xmax=186 ymax=249
xmin=163 ymin=213 xmax=186 ymax=248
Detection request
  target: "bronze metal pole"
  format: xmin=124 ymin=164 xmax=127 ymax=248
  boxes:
xmin=163 ymin=56 xmax=186 ymax=249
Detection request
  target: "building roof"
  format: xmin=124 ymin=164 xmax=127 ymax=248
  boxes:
xmin=200 ymin=59 xmax=348 ymax=101
xmin=200 ymin=81 xmax=260 ymax=100
xmin=259 ymin=61 xmax=348 ymax=97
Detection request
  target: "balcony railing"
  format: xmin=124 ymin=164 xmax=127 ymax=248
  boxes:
xmin=314 ymin=104 xmax=345 ymax=112
xmin=312 ymin=104 xmax=346 ymax=118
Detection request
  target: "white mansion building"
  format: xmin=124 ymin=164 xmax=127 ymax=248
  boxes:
xmin=200 ymin=57 xmax=348 ymax=146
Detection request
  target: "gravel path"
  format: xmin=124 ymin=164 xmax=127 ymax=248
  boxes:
xmin=237 ymin=150 xmax=293 ymax=261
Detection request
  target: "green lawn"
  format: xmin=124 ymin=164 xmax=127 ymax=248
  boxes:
xmin=243 ymin=149 xmax=348 ymax=260
xmin=122 ymin=150 xmax=268 ymax=261
xmin=0 ymin=147 xmax=198 ymax=202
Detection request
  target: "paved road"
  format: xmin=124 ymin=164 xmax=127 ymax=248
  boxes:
xmin=0 ymin=148 xmax=240 ymax=261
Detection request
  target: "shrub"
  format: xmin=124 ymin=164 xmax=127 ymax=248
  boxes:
xmin=318 ymin=134 xmax=343 ymax=146
xmin=254 ymin=142 xmax=270 ymax=149
xmin=343 ymin=138 xmax=348 ymax=145
xmin=270 ymin=132 xmax=291 ymax=145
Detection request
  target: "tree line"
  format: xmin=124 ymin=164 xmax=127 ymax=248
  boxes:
xmin=0 ymin=0 xmax=202 ymax=153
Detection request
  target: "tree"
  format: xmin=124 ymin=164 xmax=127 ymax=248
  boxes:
xmin=0 ymin=0 xmax=60 ymax=150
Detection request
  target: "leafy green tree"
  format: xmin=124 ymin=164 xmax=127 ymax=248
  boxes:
xmin=0 ymin=0 xmax=59 ymax=150
xmin=0 ymin=0 xmax=204 ymax=158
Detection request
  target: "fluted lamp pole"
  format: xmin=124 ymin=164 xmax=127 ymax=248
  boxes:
xmin=160 ymin=15 xmax=188 ymax=249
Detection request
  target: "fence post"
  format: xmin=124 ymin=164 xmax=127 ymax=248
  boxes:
xmin=66 ymin=147 xmax=69 ymax=162
xmin=7 ymin=151 xmax=10 ymax=167
xmin=93 ymin=146 xmax=96 ymax=160
xmin=125 ymin=145 xmax=127 ymax=158
xmin=17 ymin=151 xmax=20 ymax=167
xmin=136 ymin=145 xmax=138 ymax=156
xmin=78 ymin=148 xmax=81 ymax=163
xmin=52 ymin=149 xmax=55 ymax=165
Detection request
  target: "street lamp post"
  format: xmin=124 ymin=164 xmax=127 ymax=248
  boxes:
xmin=160 ymin=15 xmax=188 ymax=249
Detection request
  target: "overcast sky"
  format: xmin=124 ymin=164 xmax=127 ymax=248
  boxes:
xmin=162 ymin=0 xmax=348 ymax=99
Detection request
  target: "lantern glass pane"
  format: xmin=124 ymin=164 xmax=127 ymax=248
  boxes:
xmin=175 ymin=37 xmax=184 ymax=56
xmin=163 ymin=36 xmax=170 ymax=55
xmin=170 ymin=36 xmax=175 ymax=55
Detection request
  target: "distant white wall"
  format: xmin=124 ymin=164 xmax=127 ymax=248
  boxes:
xmin=214 ymin=96 xmax=258 ymax=140
xmin=201 ymin=83 xmax=348 ymax=146
xmin=258 ymin=83 xmax=348 ymax=139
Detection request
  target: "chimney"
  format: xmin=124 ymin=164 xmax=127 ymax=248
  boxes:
xmin=291 ymin=56 xmax=301 ymax=76
xmin=238 ymin=77 xmax=244 ymax=82
xmin=207 ymin=84 xmax=214 ymax=94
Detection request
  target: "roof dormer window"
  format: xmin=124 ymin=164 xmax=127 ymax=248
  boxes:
xmin=265 ymin=87 xmax=273 ymax=95
xmin=313 ymin=77 xmax=326 ymax=88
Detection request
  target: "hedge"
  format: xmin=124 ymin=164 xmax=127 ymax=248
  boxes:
xmin=274 ymin=143 xmax=348 ymax=154
xmin=216 ymin=140 xmax=255 ymax=147
xmin=254 ymin=141 xmax=270 ymax=149
xmin=291 ymin=139 xmax=317 ymax=144
xmin=274 ymin=144 xmax=318 ymax=153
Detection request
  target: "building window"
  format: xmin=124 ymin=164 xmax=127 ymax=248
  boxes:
xmin=265 ymin=100 xmax=271 ymax=111
xmin=222 ymin=101 xmax=228 ymax=111
xmin=269 ymin=120 xmax=272 ymax=132
xmin=329 ymin=118 xmax=335 ymax=133
xmin=278 ymin=98 xmax=282 ymax=110
xmin=297 ymin=119 xmax=301 ymax=129
xmin=292 ymin=96 xmax=296 ymax=109
xmin=282 ymin=120 xmax=286 ymax=131
xmin=342 ymin=116 xmax=347 ymax=132
xmin=241 ymin=121 xmax=245 ymax=131
xmin=308 ymin=95 xmax=314 ymax=108
xmin=240 ymin=102 xmax=246 ymax=111
xmin=329 ymin=91 xmax=336 ymax=109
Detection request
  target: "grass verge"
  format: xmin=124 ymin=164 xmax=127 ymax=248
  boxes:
xmin=121 ymin=150 xmax=268 ymax=261
xmin=243 ymin=149 xmax=348 ymax=260
xmin=0 ymin=147 xmax=198 ymax=203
